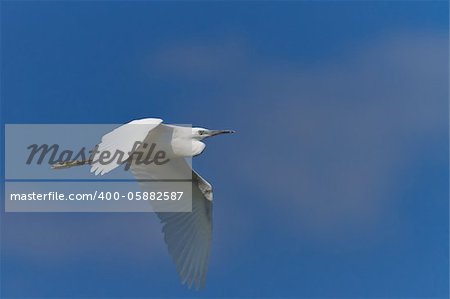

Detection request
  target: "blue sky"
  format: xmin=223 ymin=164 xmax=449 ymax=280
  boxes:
xmin=1 ymin=1 xmax=449 ymax=298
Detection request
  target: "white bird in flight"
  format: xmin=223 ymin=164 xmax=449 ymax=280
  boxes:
xmin=53 ymin=118 xmax=234 ymax=289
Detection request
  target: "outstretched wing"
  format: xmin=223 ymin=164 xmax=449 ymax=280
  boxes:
xmin=158 ymin=170 xmax=213 ymax=289
xmin=131 ymin=159 xmax=213 ymax=289
xmin=90 ymin=118 xmax=163 ymax=175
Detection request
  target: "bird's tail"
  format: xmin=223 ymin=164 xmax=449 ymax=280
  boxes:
xmin=51 ymin=160 xmax=91 ymax=169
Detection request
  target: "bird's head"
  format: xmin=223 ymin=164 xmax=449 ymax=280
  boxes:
xmin=192 ymin=127 xmax=235 ymax=140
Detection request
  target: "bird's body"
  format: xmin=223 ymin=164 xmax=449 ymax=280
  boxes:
xmin=53 ymin=118 xmax=234 ymax=289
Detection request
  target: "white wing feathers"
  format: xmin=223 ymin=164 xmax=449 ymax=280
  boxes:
xmin=157 ymin=170 xmax=213 ymax=289
xmin=131 ymin=158 xmax=213 ymax=290
xmin=90 ymin=118 xmax=162 ymax=175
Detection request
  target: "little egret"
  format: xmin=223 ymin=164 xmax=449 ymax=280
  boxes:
xmin=53 ymin=118 xmax=234 ymax=289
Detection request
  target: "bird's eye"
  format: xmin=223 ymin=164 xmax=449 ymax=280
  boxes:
xmin=198 ymin=130 xmax=205 ymax=135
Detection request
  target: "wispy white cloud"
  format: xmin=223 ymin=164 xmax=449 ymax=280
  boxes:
xmin=148 ymin=38 xmax=247 ymax=80
xmin=234 ymin=32 xmax=447 ymax=248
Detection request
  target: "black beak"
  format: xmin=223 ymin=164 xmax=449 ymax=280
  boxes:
xmin=209 ymin=130 xmax=235 ymax=137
